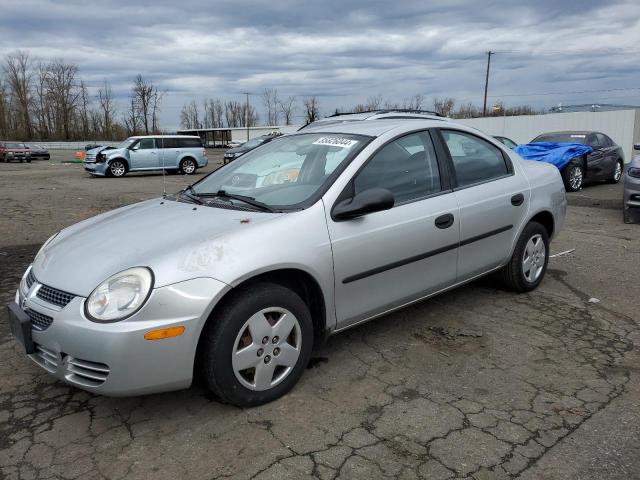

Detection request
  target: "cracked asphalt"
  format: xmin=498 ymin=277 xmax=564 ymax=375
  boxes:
xmin=1 ymin=152 xmax=639 ymax=479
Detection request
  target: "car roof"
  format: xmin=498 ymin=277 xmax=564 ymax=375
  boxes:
xmin=298 ymin=118 xmax=468 ymax=137
xmin=129 ymin=135 xmax=201 ymax=139
xmin=536 ymin=131 xmax=597 ymax=136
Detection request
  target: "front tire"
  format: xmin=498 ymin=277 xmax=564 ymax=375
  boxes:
xmin=500 ymin=221 xmax=549 ymax=292
xmin=200 ymin=282 xmax=314 ymax=407
xmin=608 ymin=160 xmax=623 ymax=184
xmin=562 ymin=159 xmax=584 ymax=192
xmin=108 ymin=160 xmax=127 ymax=178
xmin=179 ymin=157 xmax=197 ymax=175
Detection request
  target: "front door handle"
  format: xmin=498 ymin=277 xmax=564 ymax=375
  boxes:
xmin=511 ymin=193 xmax=524 ymax=206
xmin=435 ymin=213 xmax=455 ymax=229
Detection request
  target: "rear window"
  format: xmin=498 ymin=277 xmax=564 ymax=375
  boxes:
xmin=532 ymin=133 xmax=586 ymax=144
xmin=180 ymin=138 xmax=203 ymax=148
xmin=157 ymin=138 xmax=202 ymax=148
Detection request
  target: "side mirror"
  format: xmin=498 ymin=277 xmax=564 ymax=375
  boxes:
xmin=634 ymin=143 xmax=640 ymax=151
xmin=333 ymin=188 xmax=395 ymax=220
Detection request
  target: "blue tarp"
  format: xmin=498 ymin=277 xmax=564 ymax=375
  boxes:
xmin=514 ymin=142 xmax=593 ymax=170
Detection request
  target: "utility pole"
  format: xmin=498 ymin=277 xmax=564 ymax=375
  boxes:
xmin=483 ymin=51 xmax=494 ymax=117
xmin=244 ymin=92 xmax=250 ymax=141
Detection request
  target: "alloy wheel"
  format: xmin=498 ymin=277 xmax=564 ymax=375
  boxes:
xmin=569 ymin=166 xmax=583 ymax=190
xmin=231 ymin=307 xmax=302 ymax=391
xmin=522 ymin=233 xmax=546 ymax=283
xmin=182 ymin=159 xmax=196 ymax=174
xmin=614 ymin=162 xmax=622 ymax=181
xmin=110 ymin=161 xmax=125 ymax=177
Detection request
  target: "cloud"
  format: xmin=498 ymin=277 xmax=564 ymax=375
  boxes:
xmin=1 ymin=0 xmax=639 ymax=128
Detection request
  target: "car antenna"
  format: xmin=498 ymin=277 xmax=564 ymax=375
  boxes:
xmin=161 ymin=136 xmax=166 ymax=197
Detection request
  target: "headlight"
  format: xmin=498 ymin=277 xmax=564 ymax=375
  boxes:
xmin=628 ymin=167 xmax=640 ymax=179
xmin=7 ymin=151 xmax=14 ymax=155
xmin=85 ymin=267 xmax=154 ymax=322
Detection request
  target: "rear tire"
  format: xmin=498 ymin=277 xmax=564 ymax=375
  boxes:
xmin=562 ymin=159 xmax=584 ymax=192
xmin=179 ymin=157 xmax=197 ymax=175
xmin=500 ymin=221 xmax=549 ymax=292
xmin=199 ymin=282 xmax=313 ymax=407
xmin=608 ymin=160 xmax=623 ymax=184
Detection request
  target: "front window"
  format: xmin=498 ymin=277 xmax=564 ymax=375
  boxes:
xmin=192 ymin=133 xmax=369 ymax=209
xmin=6 ymin=143 xmax=25 ymax=149
xmin=117 ymin=138 xmax=137 ymax=149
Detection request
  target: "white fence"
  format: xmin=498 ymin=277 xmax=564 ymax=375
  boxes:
xmin=24 ymin=141 xmax=121 ymax=150
xmin=457 ymin=109 xmax=640 ymax=163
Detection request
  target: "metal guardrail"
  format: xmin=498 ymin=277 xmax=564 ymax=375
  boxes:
xmin=24 ymin=141 xmax=121 ymax=150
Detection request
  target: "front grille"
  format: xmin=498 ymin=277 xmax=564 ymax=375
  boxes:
xmin=25 ymin=269 xmax=36 ymax=289
xmin=28 ymin=309 xmax=54 ymax=331
xmin=65 ymin=357 xmax=110 ymax=387
xmin=32 ymin=344 xmax=58 ymax=372
xmin=37 ymin=285 xmax=75 ymax=308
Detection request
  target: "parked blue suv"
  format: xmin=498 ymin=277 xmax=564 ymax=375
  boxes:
xmin=84 ymin=135 xmax=208 ymax=177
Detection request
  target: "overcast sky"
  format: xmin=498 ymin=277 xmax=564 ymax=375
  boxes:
xmin=2 ymin=0 xmax=640 ymax=129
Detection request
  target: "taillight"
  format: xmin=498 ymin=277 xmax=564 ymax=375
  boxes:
xmin=202 ymin=149 xmax=208 ymax=157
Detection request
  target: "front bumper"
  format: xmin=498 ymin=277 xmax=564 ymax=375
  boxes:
xmin=10 ymin=275 xmax=229 ymax=396
xmin=624 ymin=177 xmax=640 ymax=209
xmin=83 ymin=161 xmax=107 ymax=176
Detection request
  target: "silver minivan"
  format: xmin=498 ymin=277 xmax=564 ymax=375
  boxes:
xmin=83 ymin=135 xmax=208 ymax=177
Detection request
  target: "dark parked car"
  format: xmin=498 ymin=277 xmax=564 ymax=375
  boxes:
xmin=26 ymin=145 xmax=50 ymax=160
xmin=0 ymin=141 xmax=31 ymax=163
xmin=494 ymin=136 xmax=518 ymax=149
xmin=624 ymin=143 xmax=640 ymax=222
xmin=223 ymin=134 xmax=281 ymax=164
xmin=531 ymin=131 xmax=624 ymax=191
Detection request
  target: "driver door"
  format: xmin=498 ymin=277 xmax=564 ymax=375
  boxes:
xmin=129 ymin=138 xmax=158 ymax=169
xmin=326 ymin=131 xmax=459 ymax=330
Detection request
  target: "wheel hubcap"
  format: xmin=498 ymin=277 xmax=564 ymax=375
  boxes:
xmin=570 ymin=166 xmax=583 ymax=190
xmin=522 ymin=234 xmax=546 ymax=283
xmin=614 ymin=162 xmax=622 ymax=181
xmin=232 ymin=307 xmax=302 ymax=391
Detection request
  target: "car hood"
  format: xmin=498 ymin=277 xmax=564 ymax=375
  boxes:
xmin=32 ymin=199 xmax=283 ymax=296
xmin=87 ymin=145 xmax=117 ymax=155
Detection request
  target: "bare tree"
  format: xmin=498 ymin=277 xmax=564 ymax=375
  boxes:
xmin=78 ymin=80 xmax=90 ymax=138
xmin=0 ymin=78 xmax=9 ymax=139
xmin=302 ymin=96 xmax=320 ymax=124
xmin=452 ymin=102 xmax=479 ymax=119
xmin=97 ymin=80 xmax=116 ymax=138
xmin=261 ymin=88 xmax=280 ymax=125
xmin=278 ymin=95 xmax=296 ymax=125
xmin=366 ymin=94 xmax=383 ymax=110
xmin=432 ymin=97 xmax=455 ymax=117
xmin=131 ymin=74 xmax=162 ymax=134
xmin=179 ymin=100 xmax=201 ymax=129
xmin=45 ymin=59 xmax=81 ymax=139
xmin=402 ymin=93 xmax=424 ymax=110
xmin=124 ymin=97 xmax=140 ymax=135
xmin=4 ymin=51 xmax=34 ymax=138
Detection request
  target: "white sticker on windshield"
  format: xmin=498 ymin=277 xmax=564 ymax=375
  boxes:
xmin=313 ymin=137 xmax=359 ymax=148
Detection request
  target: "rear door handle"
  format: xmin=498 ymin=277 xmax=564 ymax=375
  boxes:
xmin=511 ymin=193 xmax=524 ymax=206
xmin=435 ymin=213 xmax=455 ymax=229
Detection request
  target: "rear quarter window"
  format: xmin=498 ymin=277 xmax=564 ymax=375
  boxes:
xmin=179 ymin=138 xmax=203 ymax=148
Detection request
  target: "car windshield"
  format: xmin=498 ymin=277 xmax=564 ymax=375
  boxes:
xmin=117 ymin=138 xmax=137 ymax=149
xmin=6 ymin=143 xmax=25 ymax=148
xmin=192 ymin=133 xmax=369 ymax=209
xmin=533 ymin=133 xmax=587 ymax=144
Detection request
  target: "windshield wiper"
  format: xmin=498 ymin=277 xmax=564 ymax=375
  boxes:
xmin=178 ymin=185 xmax=203 ymax=205
xmin=200 ymin=190 xmax=276 ymax=212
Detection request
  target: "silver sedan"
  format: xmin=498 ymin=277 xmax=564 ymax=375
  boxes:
xmin=7 ymin=117 xmax=566 ymax=406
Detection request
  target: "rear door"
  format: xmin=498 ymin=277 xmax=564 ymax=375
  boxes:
xmin=596 ymin=133 xmax=618 ymax=178
xmin=158 ymin=138 xmax=180 ymax=168
xmin=327 ymin=130 xmax=460 ymax=329
xmin=585 ymin=134 xmax=607 ymax=180
xmin=129 ymin=138 xmax=158 ymax=169
xmin=436 ymin=129 xmax=530 ymax=281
